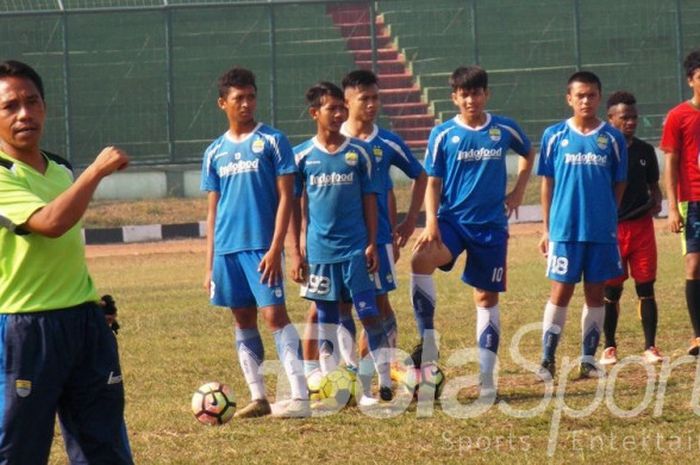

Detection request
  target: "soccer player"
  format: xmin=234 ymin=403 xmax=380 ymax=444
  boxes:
xmin=291 ymin=81 xmax=393 ymax=402
xmin=341 ymin=69 xmax=427 ymax=402
xmin=661 ymin=49 xmax=700 ymax=356
xmin=201 ymin=67 xmax=308 ymax=418
xmin=410 ymin=65 xmax=534 ymax=398
xmin=599 ymin=91 xmax=663 ymax=366
xmin=0 ymin=60 xmax=133 ymax=464
xmin=537 ymin=71 xmax=627 ymax=380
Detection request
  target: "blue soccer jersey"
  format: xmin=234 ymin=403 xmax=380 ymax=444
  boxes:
xmin=294 ymin=136 xmax=382 ymax=264
xmin=341 ymin=123 xmax=425 ymax=245
xmin=424 ymin=113 xmax=531 ymax=228
xmin=201 ymin=123 xmax=296 ymax=255
xmin=537 ymin=118 xmax=628 ymax=243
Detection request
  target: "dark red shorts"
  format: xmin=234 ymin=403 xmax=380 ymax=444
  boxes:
xmin=606 ymin=214 xmax=657 ymax=287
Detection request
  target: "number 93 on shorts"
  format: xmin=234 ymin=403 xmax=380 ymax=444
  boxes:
xmin=546 ymin=241 xmax=623 ymax=284
xmin=300 ymin=254 xmax=375 ymax=302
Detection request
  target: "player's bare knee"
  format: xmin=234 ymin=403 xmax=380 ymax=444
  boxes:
xmin=604 ymin=285 xmax=623 ymax=304
xmin=473 ymin=289 xmax=498 ymax=308
xmin=634 ymin=281 xmax=655 ymax=300
xmin=376 ymin=294 xmax=394 ymax=318
xmin=232 ymin=307 xmax=258 ymax=329
xmin=260 ymin=304 xmax=291 ymax=331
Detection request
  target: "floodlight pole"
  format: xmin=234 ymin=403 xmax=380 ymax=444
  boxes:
xmin=164 ymin=1 xmax=176 ymax=163
xmin=269 ymin=4 xmax=278 ymax=128
xmin=369 ymin=1 xmax=377 ymax=75
xmin=471 ymin=0 xmax=479 ymax=65
xmin=58 ymin=0 xmax=73 ymax=162
xmin=674 ymin=0 xmax=684 ymax=102
xmin=572 ymin=0 xmax=581 ymax=71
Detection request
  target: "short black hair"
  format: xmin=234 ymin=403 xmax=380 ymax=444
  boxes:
xmin=0 ymin=60 xmax=45 ymax=101
xmin=449 ymin=66 xmax=488 ymax=92
xmin=305 ymin=81 xmax=344 ymax=108
xmin=218 ymin=67 xmax=256 ymax=98
xmin=606 ymin=90 xmax=636 ymax=110
xmin=567 ymin=71 xmax=602 ymax=94
xmin=684 ymin=49 xmax=700 ymax=78
xmin=341 ymin=69 xmax=378 ymax=90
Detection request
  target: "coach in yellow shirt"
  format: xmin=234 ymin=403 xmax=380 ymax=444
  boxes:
xmin=0 ymin=60 xmax=133 ymax=464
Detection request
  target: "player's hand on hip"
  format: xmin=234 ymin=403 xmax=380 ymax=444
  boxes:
xmin=366 ymin=243 xmax=379 ymax=273
xmin=668 ymin=208 xmax=684 ymax=233
xmin=92 ymin=146 xmax=129 ymax=177
xmin=538 ymin=232 xmax=549 ymax=257
xmin=258 ymin=249 xmax=283 ymax=286
xmin=395 ymin=218 xmax=416 ymax=248
xmin=412 ymin=222 xmax=442 ymax=253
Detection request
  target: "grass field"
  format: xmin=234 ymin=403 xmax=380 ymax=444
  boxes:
xmin=45 ymin=222 xmax=700 ymax=465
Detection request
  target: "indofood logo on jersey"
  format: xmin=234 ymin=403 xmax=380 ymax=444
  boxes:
xmin=456 ymin=147 xmax=502 ymax=162
xmin=564 ymin=152 xmax=608 ymax=166
xmin=345 ymin=151 xmax=359 ymax=166
xmin=309 ymin=172 xmax=354 ymax=186
xmin=488 ymin=127 xmax=502 ymax=142
xmin=218 ymin=158 xmax=259 ymax=177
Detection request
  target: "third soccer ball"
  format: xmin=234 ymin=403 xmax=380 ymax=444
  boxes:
xmin=191 ymin=382 xmax=236 ymax=426
xmin=318 ymin=366 xmax=358 ymax=406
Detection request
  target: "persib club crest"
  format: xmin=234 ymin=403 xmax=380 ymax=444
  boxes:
xmin=16 ymin=379 xmax=31 ymax=397
xmin=373 ymin=146 xmax=383 ymax=162
xmin=251 ymin=138 xmax=265 ymax=154
xmin=596 ymin=135 xmax=609 ymax=150
xmin=345 ymin=151 xmax=359 ymax=166
xmin=488 ymin=127 xmax=502 ymax=142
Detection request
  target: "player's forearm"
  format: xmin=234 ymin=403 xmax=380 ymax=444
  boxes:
xmin=406 ymin=171 xmax=428 ymax=221
xmin=650 ymin=183 xmax=663 ymax=206
xmin=388 ymin=189 xmax=398 ymax=230
xmin=205 ymin=192 xmax=218 ymax=272
xmin=541 ymin=177 xmax=554 ymax=233
xmin=664 ymin=151 xmax=680 ymax=210
xmin=287 ymin=196 xmax=303 ymax=254
xmin=270 ymin=174 xmax=295 ymax=253
xmin=363 ymin=193 xmax=378 ymax=245
xmin=425 ymin=176 xmax=442 ymax=226
xmin=614 ymin=182 xmax=627 ymax=207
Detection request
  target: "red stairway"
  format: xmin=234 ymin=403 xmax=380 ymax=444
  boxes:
xmin=327 ymin=3 xmax=435 ymax=154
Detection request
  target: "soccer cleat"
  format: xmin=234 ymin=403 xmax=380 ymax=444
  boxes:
xmin=643 ymin=346 xmax=663 ymax=364
xmin=599 ymin=346 xmax=618 ymax=365
xmin=273 ymin=399 xmax=311 ymax=418
xmin=358 ymin=394 xmax=379 ymax=407
xmin=688 ymin=337 xmax=700 ymax=356
xmin=578 ymin=362 xmax=604 ymax=379
xmin=535 ymin=359 xmax=555 ymax=382
xmin=408 ymin=340 xmax=439 ymax=367
xmin=379 ymin=386 xmax=393 ymax=402
xmin=234 ymin=398 xmax=271 ymax=418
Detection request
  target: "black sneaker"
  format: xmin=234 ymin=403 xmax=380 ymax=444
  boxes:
xmin=578 ymin=362 xmax=604 ymax=379
xmin=379 ymin=386 xmax=393 ymax=402
xmin=536 ymin=359 xmax=555 ymax=382
xmin=408 ymin=340 xmax=439 ymax=367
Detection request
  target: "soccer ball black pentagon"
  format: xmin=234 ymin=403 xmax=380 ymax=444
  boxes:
xmin=191 ymin=382 xmax=236 ymax=425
